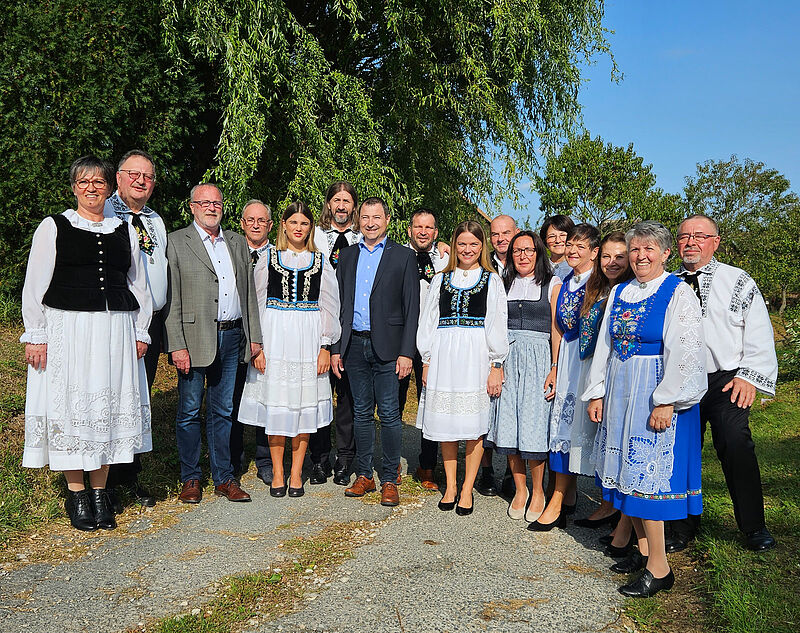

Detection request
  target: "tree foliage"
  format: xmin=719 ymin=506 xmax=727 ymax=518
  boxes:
xmin=0 ymin=0 xmax=215 ymax=293
xmin=684 ymin=155 xmax=800 ymax=311
xmin=161 ymin=0 xmax=614 ymax=237
xmin=536 ymin=131 xmax=680 ymax=230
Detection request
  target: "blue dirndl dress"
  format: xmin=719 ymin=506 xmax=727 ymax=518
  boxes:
xmin=548 ymin=271 xmax=596 ymax=475
xmin=593 ymin=274 xmax=703 ymax=521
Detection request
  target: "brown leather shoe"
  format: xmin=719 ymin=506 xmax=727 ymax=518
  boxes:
xmin=179 ymin=479 xmax=202 ymax=504
xmin=396 ymin=463 xmax=402 ymax=485
xmin=381 ymin=482 xmax=400 ymax=507
xmin=214 ymin=479 xmax=251 ymax=502
xmin=414 ymin=467 xmax=439 ymax=491
xmin=345 ymin=475 xmax=376 ymax=497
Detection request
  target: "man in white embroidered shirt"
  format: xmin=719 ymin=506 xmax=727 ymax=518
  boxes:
xmin=671 ymin=214 xmax=778 ymax=552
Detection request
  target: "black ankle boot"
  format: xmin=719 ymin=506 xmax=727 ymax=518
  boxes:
xmin=90 ymin=489 xmax=117 ymax=530
xmin=65 ymin=490 xmax=97 ymax=532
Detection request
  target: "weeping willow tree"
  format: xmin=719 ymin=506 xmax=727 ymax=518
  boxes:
xmin=161 ymin=0 xmax=614 ymax=236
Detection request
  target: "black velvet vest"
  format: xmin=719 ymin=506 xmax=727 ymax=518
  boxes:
xmin=42 ymin=214 xmax=139 ymax=312
xmin=507 ymin=284 xmax=551 ymax=333
xmin=438 ymin=268 xmax=491 ymax=328
xmin=265 ymin=249 xmax=323 ymax=311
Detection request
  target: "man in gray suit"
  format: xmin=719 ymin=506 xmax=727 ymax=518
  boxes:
xmin=164 ymin=183 xmax=262 ymax=504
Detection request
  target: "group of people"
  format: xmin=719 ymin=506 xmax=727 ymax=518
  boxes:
xmin=21 ymin=152 xmax=778 ymax=599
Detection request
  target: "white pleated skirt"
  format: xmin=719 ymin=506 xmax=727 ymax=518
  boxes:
xmin=238 ymin=308 xmax=332 ymax=437
xmin=416 ymin=326 xmax=491 ymax=442
xmin=22 ymin=308 xmax=152 ymax=471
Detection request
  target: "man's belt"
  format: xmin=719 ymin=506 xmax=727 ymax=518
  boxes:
xmin=217 ymin=318 xmax=242 ymax=331
xmin=352 ymin=330 xmax=371 ymax=338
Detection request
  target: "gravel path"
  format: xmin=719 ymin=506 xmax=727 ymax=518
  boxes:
xmin=0 ymin=425 xmax=627 ymax=633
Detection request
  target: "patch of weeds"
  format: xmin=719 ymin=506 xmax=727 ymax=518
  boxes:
xmin=144 ymin=521 xmax=376 ymax=633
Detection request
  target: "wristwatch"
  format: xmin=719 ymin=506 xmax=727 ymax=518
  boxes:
xmin=491 ymin=362 xmax=503 ymax=369
xmin=320 ymin=344 xmax=331 ymax=351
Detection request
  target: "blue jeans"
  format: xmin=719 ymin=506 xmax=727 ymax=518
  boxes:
xmin=344 ymin=336 xmax=402 ymax=484
xmin=176 ymin=328 xmax=240 ymax=486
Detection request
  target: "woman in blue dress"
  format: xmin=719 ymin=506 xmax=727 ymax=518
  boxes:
xmin=485 ymin=231 xmax=562 ymax=522
xmin=574 ymin=232 xmax=636 ymax=553
xmin=529 ymin=223 xmax=600 ymax=531
xmin=584 ymin=221 xmax=707 ymax=597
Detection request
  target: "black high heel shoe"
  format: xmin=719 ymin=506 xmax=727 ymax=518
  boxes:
xmin=527 ymin=511 xmax=567 ymax=532
xmin=455 ymin=492 xmax=473 ymax=516
xmin=270 ymin=485 xmax=287 ymax=498
xmin=574 ymin=510 xmax=621 ymax=529
xmin=604 ymin=532 xmax=636 ymax=558
xmin=438 ymin=493 xmax=458 ymax=511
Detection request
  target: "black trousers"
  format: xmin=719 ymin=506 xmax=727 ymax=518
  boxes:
xmin=107 ymin=310 xmax=164 ymax=487
xmin=671 ymin=369 xmax=766 ymax=538
xmin=229 ymin=362 xmax=271 ymax=475
xmin=398 ymin=352 xmax=439 ymax=471
xmin=309 ymin=371 xmax=356 ymax=467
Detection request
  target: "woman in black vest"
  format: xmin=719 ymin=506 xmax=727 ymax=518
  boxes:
xmin=485 ymin=231 xmax=562 ymax=523
xmin=416 ymin=220 xmax=508 ymax=515
xmin=238 ymin=201 xmax=341 ymax=498
xmin=20 ymin=155 xmax=153 ymax=532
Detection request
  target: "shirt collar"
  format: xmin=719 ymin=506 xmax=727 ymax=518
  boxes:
xmin=110 ymin=191 xmax=155 ymax=216
xmin=676 ymin=256 xmax=718 ymax=276
xmin=359 ymin=235 xmax=387 ymax=252
xmin=249 ymin=241 xmax=270 ymax=254
xmin=193 ymin=221 xmax=224 ymax=243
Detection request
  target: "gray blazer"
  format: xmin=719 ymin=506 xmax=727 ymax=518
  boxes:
xmin=163 ymin=225 xmax=262 ymax=367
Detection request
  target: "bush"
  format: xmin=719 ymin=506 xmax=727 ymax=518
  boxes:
xmin=777 ymin=315 xmax=800 ymax=381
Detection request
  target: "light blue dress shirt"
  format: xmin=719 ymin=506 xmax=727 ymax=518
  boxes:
xmin=352 ymin=237 xmax=387 ymax=331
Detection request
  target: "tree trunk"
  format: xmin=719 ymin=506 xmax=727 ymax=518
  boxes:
xmin=780 ymin=286 xmax=787 ymax=316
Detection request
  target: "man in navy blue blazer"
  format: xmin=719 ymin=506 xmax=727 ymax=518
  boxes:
xmin=331 ymin=197 xmax=420 ymax=507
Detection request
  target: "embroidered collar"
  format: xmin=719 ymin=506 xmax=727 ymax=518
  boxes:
xmin=250 ymin=242 xmax=270 ymax=256
xmin=675 ymin=256 xmax=719 ymax=276
xmin=109 ymin=191 xmax=155 ymax=217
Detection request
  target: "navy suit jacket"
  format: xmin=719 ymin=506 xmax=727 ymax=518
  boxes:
xmin=332 ymin=238 xmax=420 ymax=363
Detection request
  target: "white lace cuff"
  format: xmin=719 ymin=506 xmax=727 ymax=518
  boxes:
xmin=136 ymin=329 xmax=152 ymax=345
xmin=20 ymin=328 xmax=47 ymax=344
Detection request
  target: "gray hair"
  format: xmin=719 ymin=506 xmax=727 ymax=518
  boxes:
xmin=69 ymin=155 xmax=114 ymax=188
xmin=625 ymin=221 xmax=672 ymax=253
xmin=241 ymin=199 xmax=271 ymax=217
xmin=678 ymin=213 xmax=719 ymax=235
xmin=117 ymin=149 xmax=155 ymax=173
xmin=189 ymin=182 xmax=222 ymax=202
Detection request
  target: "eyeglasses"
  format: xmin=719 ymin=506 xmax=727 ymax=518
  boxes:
xmin=243 ymin=217 xmax=270 ymax=226
xmin=119 ymin=169 xmax=156 ymax=183
xmin=512 ymin=247 xmax=536 ymax=258
xmin=75 ymin=178 xmax=108 ymax=190
xmin=676 ymin=232 xmax=717 ymax=244
xmin=192 ymin=200 xmax=223 ymax=209
xmin=545 ymin=232 xmax=567 ymax=243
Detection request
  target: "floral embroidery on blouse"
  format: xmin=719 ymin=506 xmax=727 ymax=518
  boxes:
xmin=579 ymin=300 xmax=605 ymax=359
xmin=556 ymin=280 xmax=586 ymax=335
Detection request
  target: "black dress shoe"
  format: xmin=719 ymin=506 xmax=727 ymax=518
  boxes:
xmin=745 ymin=527 xmax=777 ymax=551
xmin=257 ymin=467 xmax=274 ymax=486
xmin=438 ymin=493 xmax=457 ymax=511
xmin=333 ymin=462 xmax=350 ymax=486
xmin=270 ymin=485 xmax=287 ymax=498
xmin=455 ymin=492 xmax=473 ymax=516
xmin=665 ymin=534 xmax=688 ymax=554
xmin=610 ymin=550 xmax=646 ymax=574
xmin=574 ymin=510 xmax=621 ymax=529
xmin=599 ymin=534 xmax=614 ymax=546
xmin=288 ymin=485 xmax=305 ymax=498
xmin=309 ymin=463 xmax=328 ymax=485
xmin=605 ymin=533 xmax=636 ymax=558
xmin=527 ymin=512 xmax=566 ymax=531
xmin=618 ymin=569 xmax=674 ymax=598
xmin=475 ymin=469 xmax=498 ymax=497
xmin=120 ymin=482 xmax=156 ymax=508
xmin=90 ymin=489 xmax=117 ymax=530
xmin=65 ymin=490 xmax=97 ymax=532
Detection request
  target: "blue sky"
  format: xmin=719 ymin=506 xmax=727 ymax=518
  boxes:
xmin=502 ymin=0 xmax=800 ymax=223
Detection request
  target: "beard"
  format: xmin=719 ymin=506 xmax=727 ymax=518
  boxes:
xmin=682 ymin=253 xmax=701 ymax=265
